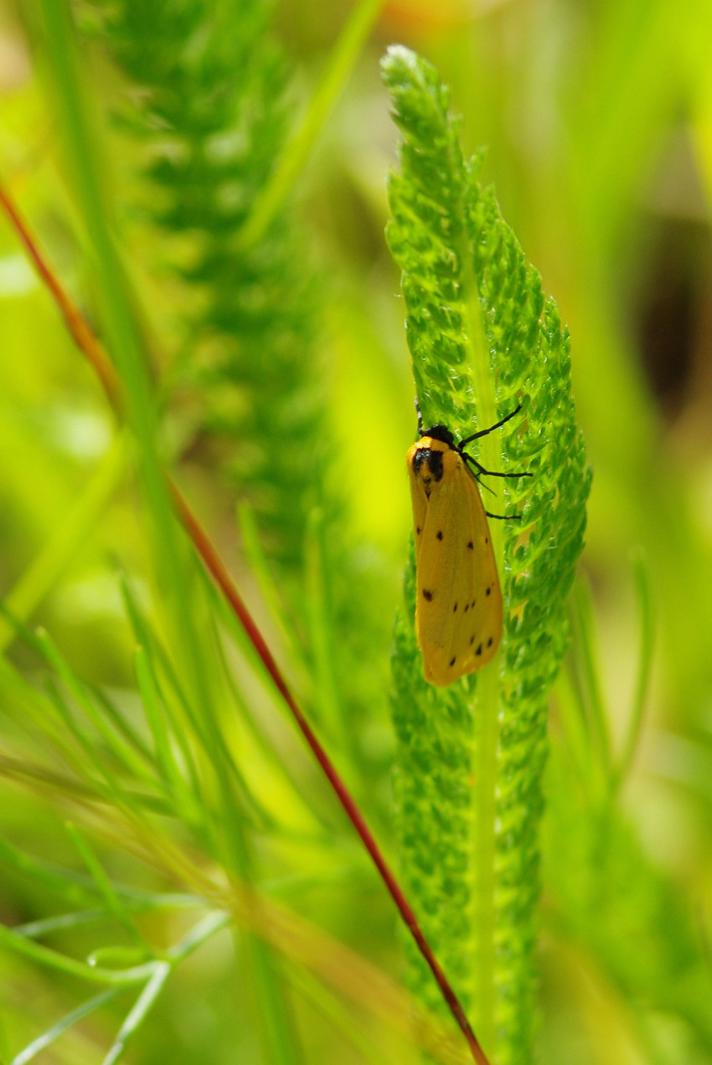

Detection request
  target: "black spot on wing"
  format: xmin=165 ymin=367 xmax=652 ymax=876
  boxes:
xmin=436 ymin=530 xmax=443 ymax=540
xmin=422 ymin=589 xmax=433 ymax=601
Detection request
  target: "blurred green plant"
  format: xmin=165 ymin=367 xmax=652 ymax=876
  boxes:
xmin=1 ymin=3 xmax=446 ymax=1063
xmin=547 ymin=563 xmax=712 ymax=1062
xmin=0 ymin=582 xmax=472 ymax=1065
xmin=383 ymin=45 xmax=590 ymax=1065
xmin=1 ymin=1 xmax=712 ymax=1064
xmin=82 ymin=0 xmax=391 ymax=772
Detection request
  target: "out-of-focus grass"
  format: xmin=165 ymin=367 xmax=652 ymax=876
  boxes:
xmin=1 ymin=1 xmax=711 ymax=1063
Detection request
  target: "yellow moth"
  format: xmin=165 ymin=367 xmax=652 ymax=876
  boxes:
xmin=406 ymin=407 xmax=528 ymax=686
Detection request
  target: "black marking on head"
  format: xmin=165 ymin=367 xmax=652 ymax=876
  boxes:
xmin=422 ymin=425 xmax=456 ymax=448
xmin=487 ymin=637 xmax=493 ymax=647
xmin=449 ymin=656 xmax=456 ymax=667
xmin=423 ymin=589 xmax=433 ymax=601
xmin=436 ymin=530 xmax=443 ymax=540
xmin=486 ymin=586 xmax=491 ymax=597
xmin=476 ymin=643 xmax=483 ymax=656
xmin=453 ymin=602 xmax=458 ymax=613
xmin=467 ymin=541 xmax=474 ymax=550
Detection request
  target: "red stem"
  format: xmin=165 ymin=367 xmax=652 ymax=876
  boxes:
xmin=0 ymin=182 xmax=491 ymax=1065
xmin=174 ymin=488 xmax=491 ymax=1063
xmin=0 ymin=187 xmax=121 ymax=410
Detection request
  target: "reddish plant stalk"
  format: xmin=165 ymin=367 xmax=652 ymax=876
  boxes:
xmin=0 ymin=183 xmax=491 ymax=1065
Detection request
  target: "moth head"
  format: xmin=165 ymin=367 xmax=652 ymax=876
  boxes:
xmin=419 ymin=424 xmax=456 ymax=449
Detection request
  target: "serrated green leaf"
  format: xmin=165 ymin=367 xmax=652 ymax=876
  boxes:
xmin=383 ymin=45 xmax=590 ymax=1064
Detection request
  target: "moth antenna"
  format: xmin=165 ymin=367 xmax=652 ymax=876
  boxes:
xmin=459 ymin=403 xmax=523 ymax=446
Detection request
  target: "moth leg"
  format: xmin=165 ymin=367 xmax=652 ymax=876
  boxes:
xmin=463 ymin=453 xmax=531 ymax=479
xmin=466 ymin=462 xmax=497 ymax=495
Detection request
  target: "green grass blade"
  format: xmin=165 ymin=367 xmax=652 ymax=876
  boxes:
xmin=37 ymin=0 xmax=219 ymax=780
xmin=237 ymin=503 xmax=308 ymax=683
xmin=133 ymin=646 xmax=190 ymax=813
xmin=101 ymin=962 xmax=170 ymax=1065
xmin=239 ymin=0 xmax=384 ymax=249
xmin=304 ymin=508 xmax=346 ymax=748
xmin=118 ymin=576 xmax=205 ymax=811
xmin=570 ymin=578 xmax=613 ymax=780
xmin=0 ymin=923 xmax=155 ymax=985
xmin=11 ymin=989 xmax=121 ymax=1065
xmin=613 ymin=549 xmax=655 ymax=793
xmin=0 ymin=432 xmax=126 ymax=652
xmin=65 ymin=822 xmax=152 ymax=955
xmin=35 ymin=628 xmax=156 ymax=786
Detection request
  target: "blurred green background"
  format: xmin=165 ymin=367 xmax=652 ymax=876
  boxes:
xmin=1 ymin=1 xmax=711 ymax=1063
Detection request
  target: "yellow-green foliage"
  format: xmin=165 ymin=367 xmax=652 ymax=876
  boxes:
xmin=1 ymin=3 xmax=711 ymax=1065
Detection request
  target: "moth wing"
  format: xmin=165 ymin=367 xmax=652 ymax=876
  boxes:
xmin=415 ymin=453 xmax=502 ymax=686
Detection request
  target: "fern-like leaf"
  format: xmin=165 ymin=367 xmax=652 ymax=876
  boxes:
xmin=83 ymin=0 xmax=393 ymax=764
xmin=383 ymin=45 xmax=590 ymax=1064
xmin=87 ymin=0 xmax=329 ymax=576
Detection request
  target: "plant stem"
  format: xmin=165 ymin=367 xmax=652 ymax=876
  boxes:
xmin=472 ymin=662 xmax=499 ymax=1050
xmin=612 ymin=549 xmax=654 ymax=794
xmin=456 ymin=158 xmax=502 ymax=1055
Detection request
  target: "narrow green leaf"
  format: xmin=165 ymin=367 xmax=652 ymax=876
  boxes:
xmin=118 ymin=576 xmax=204 ymax=811
xmin=239 ymin=0 xmax=384 ymax=248
xmin=38 ymin=1 xmax=224 ymax=832
xmin=0 ymin=923 xmax=155 ymax=985
xmin=101 ymin=962 xmax=170 ymax=1065
xmin=133 ymin=646 xmax=190 ymax=815
xmin=304 ymin=508 xmax=346 ymax=747
xmin=570 ymin=577 xmax=613 ymax=779
xmin=0 ymin=432 xmax=126 ymax=652
xmin=11 ymin=988 xmax=121 ymax=1065
xmin=237 ymin=503 xmax=306 ymax=678
xmin=35 ymin=628 xmax=156 ymax=786
xmin=0 ymin=839 xmax=202 ymax=911
xmin=65 ymin=822 xmax=152 ymax=954
xmin=613 ymin=549 xmax=655 ymax=793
